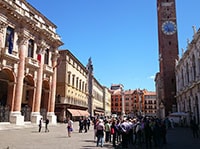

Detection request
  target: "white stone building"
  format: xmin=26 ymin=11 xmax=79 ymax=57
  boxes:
xmin=175 ymin=27 xmax=200 ymax=125
xmin=0 ymin=0 xmax=62 ymax=125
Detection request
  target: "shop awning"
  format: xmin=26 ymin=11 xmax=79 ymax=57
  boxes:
xmin=78 ymin=110 xmax=90 ymax=117
xmin=67 ymin=109 xmax=81 ymax=116
xmin=67 ymin=109 xmax=90 ymax=117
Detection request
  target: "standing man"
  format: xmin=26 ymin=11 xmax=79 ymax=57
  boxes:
xmin=79 ymin=117 xmax=83 ymax=133
xmin=87 ymin=117 xmax=91 ymax=130
xmin=83 ymin=117 xmax=88 ymax=133
xmin=38 ymin=118 xmax=43 ymax=132
xmin=45 ymin=118 xmax=49 ymax=132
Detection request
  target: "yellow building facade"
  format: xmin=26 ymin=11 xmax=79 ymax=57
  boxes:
xmin=56 ymin=50 xmax=89 ymax=121
xmin=56 ymin=50 xmax=111 ymax=120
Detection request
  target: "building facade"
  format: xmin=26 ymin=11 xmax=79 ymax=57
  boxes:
xmin=156 ymin=0 xmax=179 ymax=116
xmin=0 ymin=0 xmax=62 ymax=125
xmin=111 ymin=84 xmax=156 ymax=117
xmin=56 ymin=50 xmax=110 ymax=121
xmin=92 ymin=77 xmax=104 ymax=116
xmin=175 ymin=27 xmax=200 ymax=125
xmin=103 ymin=86 xmax=112 ymax=117
xmin=56 ymin=50 xmax=89 ymax=122
xmin=144 ymin=90 xmax=157 ymax=117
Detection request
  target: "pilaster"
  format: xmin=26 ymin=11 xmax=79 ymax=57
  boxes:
xmin=31 ymin=40 xmax=47 ymax=123
xmin=10 ymin=29 xmax=29 ymax=125
xmin=46 ymin=50 xmax=59 ymax=124
xmin=0 ymin=21 xmax=7 ymax=48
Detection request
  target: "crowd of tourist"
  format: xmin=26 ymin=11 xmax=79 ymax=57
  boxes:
xmin=65 ymin=114 xmax=200 ymax=148
xmin=91 ymin=115 xmax=169 ymax=148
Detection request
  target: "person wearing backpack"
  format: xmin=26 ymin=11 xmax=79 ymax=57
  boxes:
xmin=96 ymin=119 xmax=105 ymax=147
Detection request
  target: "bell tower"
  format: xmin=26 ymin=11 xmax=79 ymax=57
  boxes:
xmin=157 ymin=0 xmax=179 ymax=115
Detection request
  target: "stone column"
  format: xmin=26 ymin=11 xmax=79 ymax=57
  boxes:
xmin=0 ymin=22 xmax=7 ymax=67
xmin=47 ymin=51 xmax=59 ymax=124
xmin=31 ymin=40 xmax=46 ymax=124
xmin=0 ymin=22 xmax=7 ymax=48
xmin=10 ymin=31 xmax=28 ymax=125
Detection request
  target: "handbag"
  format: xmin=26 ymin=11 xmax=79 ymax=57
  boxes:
xmin=111 ymin=128 xmax=115 ymax=134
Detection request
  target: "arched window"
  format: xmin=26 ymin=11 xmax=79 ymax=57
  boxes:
xmin=192 ymin=55 xmax=196 ymax=80
xmin=181 ymin=69 xmax=184 ymax=86
xmin=186 ymin=63 xmax=189 ymax=83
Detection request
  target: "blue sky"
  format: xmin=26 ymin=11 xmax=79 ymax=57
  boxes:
xmin=27 ymin=0 xmax=200 ymax=91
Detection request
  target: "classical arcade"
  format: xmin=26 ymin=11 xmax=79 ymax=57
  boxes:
xmin=0 ymin=0 xmax=62 ymax=125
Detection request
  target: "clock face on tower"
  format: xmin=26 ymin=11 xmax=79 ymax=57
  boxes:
xmin=162 ymin=21 xmax=177 ymax=35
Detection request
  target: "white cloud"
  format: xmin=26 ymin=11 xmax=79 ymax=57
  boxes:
xmin=148 ymin=75 xmax=155 ymax=80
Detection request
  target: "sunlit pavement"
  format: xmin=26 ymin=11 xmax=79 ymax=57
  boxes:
xmin=0 ymin=123 xmax=200 ymax=149
xmin=0 ymin=122 xmax=113 ymax=149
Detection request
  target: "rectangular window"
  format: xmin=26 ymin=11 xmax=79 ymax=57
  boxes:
xmin=76 ymin=77 xmax=79 ymax=89
xmin=44 ymin=49 xmax=49 ymax=64
xmin=67 ymin=72 xmax=71 ymax=84
xmin=28 ymin=39 xmax=34 ymax=58
xmin=5 ymin=26 xmax=14 ymax=54
xmin=72 ymin=75 xmax=75 ymax=87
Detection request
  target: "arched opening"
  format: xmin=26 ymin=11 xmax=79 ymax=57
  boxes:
xmin=40 ymin=80 xmax=50 ymax=120
xmin=0 ymin=68 xmax=15 ymax=122
xmin=21 ymin=75 xmax=35 ymax=121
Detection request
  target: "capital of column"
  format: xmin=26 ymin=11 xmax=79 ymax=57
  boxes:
xmin=16 ymin=28 xmax=29 ymax=46
xmin=0 ymin=21 xmax=7 ymax=33
xmin=36 ymin=39 xmax=49 ymax=54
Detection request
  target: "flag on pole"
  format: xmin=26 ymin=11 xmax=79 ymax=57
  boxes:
xmin=8 ymin=30 xmax=14 ymax=54
xmin=37 ymin=53 xmax=41 ymax=63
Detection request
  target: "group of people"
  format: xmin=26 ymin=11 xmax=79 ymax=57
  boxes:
xmin=38 ymin=117 xmax=74 ymax=137
xmin=38 ymin=115 xmax=200 ymax=148
xmin=92 ymin=116 xmax=168 ymax=148
xmin=78 ymin=117 xmax=90 ymax=133
xmin=38 ymin=118 xmax=49 ymax=133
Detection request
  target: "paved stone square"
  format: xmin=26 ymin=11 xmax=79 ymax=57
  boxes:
xmin=0 ymin=122 xmax=113 ymax=149
xmin=1 ymin=122 xmax=200 ymax=149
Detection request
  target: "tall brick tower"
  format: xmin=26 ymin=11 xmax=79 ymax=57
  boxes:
xmin=157 ymin=0 xmax=179 ymax=115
